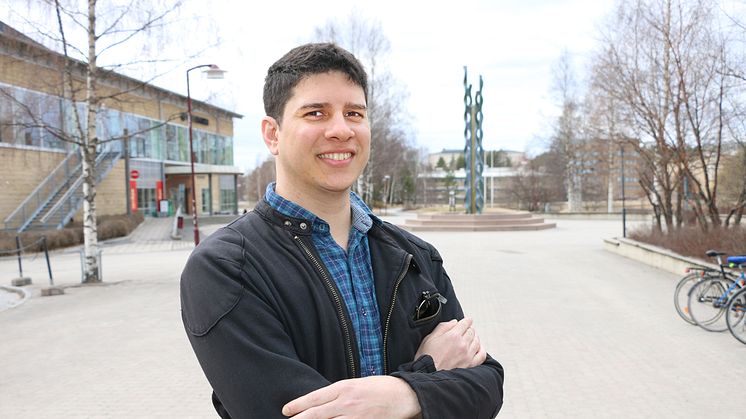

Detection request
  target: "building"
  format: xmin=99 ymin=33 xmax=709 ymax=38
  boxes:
xmin=420 ymin=166 xmax=519 ymax=208
xmin=0 ymin=21 xmax=242 ymax=232
xmin=428 ymin=148 xmax=525 ymax=170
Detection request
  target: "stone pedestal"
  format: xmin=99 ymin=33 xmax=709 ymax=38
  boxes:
xmin=11 ymin=277 xmax=31 ymax=286
xmin=41 ymin=286 xmax=65 ymax=297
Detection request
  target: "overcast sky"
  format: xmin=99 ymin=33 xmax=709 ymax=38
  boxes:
xmin=3 ymin=0 xmax=619 ymax=172
xmin=201 ymin=0 xmax=619 ymax=171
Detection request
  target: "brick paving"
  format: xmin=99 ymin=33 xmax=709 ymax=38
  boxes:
xmin=1 ymin=214 xmax=744 ymax=418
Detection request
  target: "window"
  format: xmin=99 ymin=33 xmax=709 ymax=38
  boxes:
xmin=201 ymin=188 xmax=211 ymax=214
xmin=220 ymin=189 xmax=236 ymax=213
xmin=0 ymin=93 xmax=13 ymax=143
xmin=137 ymin=188 xmax=157 ymax=216
xmin=178 ymin=126 xmax=188 ymax=162
xmin=166 ymin=125 xmax=178 ymax=161
xmin=219 ymin=175 xmax=236 ymax=213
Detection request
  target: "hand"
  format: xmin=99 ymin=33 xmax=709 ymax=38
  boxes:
xmin=282 ymin=376 xmax=421 ymax=418
xmin=415 ymin=317 xmax=486 ymax=371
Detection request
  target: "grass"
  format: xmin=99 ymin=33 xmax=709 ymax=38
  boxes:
xmin=629 ymin=224 xmax=746 ymax=261
xmin=0 ymin=213 xmax=144 ymax=254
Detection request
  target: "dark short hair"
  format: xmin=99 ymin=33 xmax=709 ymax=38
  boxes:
xmin=263 ymin=43 xmax=368 ymax=125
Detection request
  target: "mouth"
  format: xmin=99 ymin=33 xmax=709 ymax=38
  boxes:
xmin=317 ymin=152 xmax=353 ymax=161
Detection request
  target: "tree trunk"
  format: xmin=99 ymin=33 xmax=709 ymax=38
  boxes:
xmin=82 ymin=0 xmax=100 ymax=283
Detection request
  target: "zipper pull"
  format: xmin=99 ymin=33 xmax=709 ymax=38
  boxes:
xmin=421 ymin=290 xmax=447 ymax=305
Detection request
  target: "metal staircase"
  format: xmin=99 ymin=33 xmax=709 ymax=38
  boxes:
xmin=3 ymin=142 xmax=123 ymax=232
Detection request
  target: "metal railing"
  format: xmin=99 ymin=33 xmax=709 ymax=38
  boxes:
xmin=3 ymin=151 xmax=81 ymax=231
xmin=39 ymin=144 xmax=122 ymax=230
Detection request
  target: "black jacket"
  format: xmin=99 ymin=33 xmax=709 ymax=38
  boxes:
xmin=181 ymin=200 xmax=504 ymax=418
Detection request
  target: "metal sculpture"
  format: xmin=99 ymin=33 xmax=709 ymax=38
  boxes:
xmin=463 ymin=67 xmax=484 ymax=214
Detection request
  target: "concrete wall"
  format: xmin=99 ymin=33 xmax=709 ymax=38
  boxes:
xmin=603 ymin=237 xmax=717 ymax=275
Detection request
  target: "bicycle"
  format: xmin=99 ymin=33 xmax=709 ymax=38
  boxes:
xmin=674 ymin=250 xmax=736 ymax=325
xmin=725 ymin=258 xmax=746 ymax=345
xmin=688 ymin=256 xmax=746 ymax=332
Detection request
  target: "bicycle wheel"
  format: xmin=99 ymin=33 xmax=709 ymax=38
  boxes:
xmin=674 ymin=272 xmax=706 ymax=325
xmin=726 ymin=287 xmax=746 ymax=345
xmin=688 ymin=277 xmax=737 ymax=332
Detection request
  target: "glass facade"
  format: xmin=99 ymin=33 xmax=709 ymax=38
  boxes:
xmin=0 ymin=85 xmax=67 ymax=149
xmin=0 ymin=83 xmax=234 ymax=166
xmin=219 ymin=175 xmax=236 ymax=213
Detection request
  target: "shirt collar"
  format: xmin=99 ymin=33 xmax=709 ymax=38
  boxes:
xmin=264 ymin=182 xmax=380 ymax=234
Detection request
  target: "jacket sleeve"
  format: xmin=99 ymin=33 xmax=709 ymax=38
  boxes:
xmin=392 ymin=242 xmax=505 ymax=419
xmin=180 ymin=229 xmax=330 ymax=419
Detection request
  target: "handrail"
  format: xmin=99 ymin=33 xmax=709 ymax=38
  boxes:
xmin=40 ymin=145 xmax=122 ymax=228
xmin=3 ymin=150 xmax=81 ymax=230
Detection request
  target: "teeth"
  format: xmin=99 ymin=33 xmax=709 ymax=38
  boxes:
xmin=318 ymin=152 xmax=352 ymax=161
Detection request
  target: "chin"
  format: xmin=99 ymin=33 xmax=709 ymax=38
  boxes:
xmin=319 ymin=177 xmax=357 ymax=193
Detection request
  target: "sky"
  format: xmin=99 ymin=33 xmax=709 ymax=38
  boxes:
xmin=2 ymin=0 xmax=619 ymax=172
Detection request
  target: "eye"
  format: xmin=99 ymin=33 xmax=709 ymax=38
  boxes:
xmin=304 ymin=110 xmax=324 ymax=118
xmin=346 ymin=111 xmax=365 ymax=119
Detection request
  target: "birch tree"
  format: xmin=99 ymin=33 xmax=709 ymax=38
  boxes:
xmin=7 ymin=0 xmax=188 ymax=282
xmin=592 ymin=0 xmax=745 ymax=232
xmin=550 ymin=50 xmax=585 ymax=212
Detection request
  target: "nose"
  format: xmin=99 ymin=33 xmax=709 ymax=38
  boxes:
xmin=325 ymin=113 xmax=354 ymax=141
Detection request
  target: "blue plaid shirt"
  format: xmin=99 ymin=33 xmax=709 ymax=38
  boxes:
xmin=265 ymin=183 xmax=384 ymax=377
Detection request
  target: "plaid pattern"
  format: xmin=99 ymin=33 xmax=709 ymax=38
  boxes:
xmin=265 ymin=183 xmax=384 ymax=377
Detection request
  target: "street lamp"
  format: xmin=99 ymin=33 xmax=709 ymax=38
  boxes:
xmin=382 ymin=175 xmax=391 ymax=216
xmin=620 ymin=143 xmax=627 ymax=238
xmin=186 ymin=64 xmax=226 ymax=246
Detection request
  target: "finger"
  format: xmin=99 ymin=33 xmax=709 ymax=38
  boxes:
xmin=282 ymin=385 xmax=339 ymax=417
xmin=284 ymin=403 xmax=337 ymax=419
xmin=429 ymin=319 xmax=458 ymax=337
xmin=473 ymin=339 xmax=488 ymax=366
xmin=468 ymin=332 xmax=480 ymax=355
xmin=451 ymin=317 xmax=474 ymax=336
xmin=459 ymin=327 xmax=475 ymax=346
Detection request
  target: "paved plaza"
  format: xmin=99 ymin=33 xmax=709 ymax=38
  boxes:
xmin=1 ymin=214 xmax=744 ymax=418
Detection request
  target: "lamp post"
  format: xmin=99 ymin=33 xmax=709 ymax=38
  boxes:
xmin=382 ymin=175 xmax=391 ymax=215
xmin=620 ymin=143 xmax=627 ymax=238
xmin=186 ymin=64 xmax=225 ymax=246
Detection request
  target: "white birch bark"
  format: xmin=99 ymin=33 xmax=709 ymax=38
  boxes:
xmin=82 ymin=0 xmax=99 ymax=283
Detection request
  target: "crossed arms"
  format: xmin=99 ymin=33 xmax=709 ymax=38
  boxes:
xmin=283 ymin=317 xmax=487 ymax=418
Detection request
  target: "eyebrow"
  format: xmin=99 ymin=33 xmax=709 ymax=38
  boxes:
xmin=297 ymin=102 xmax=367 ymax=111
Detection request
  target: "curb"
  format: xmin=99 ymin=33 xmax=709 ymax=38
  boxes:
xmin=0 ymin=284 xmax=31 ymax=311
xmin=603 ymin=237 xmax=718 ymax=275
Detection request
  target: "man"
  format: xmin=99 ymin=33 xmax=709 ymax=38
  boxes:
xmin=181 ymin=43 xmax=504 ymax=418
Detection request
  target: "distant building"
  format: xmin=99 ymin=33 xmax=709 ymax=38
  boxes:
xmin=420 ymin=149 xmax=528 ymax=207
xmin=0 ymin=20 xmax=242 ymax=231
xmin=420 ymin=166 xmax=519 ymax=207
xmin=427 ymin=148 xmax=525 ymax=170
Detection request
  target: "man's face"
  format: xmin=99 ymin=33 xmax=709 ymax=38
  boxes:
xmin=263 ymin=71 xmax=370 ymax=200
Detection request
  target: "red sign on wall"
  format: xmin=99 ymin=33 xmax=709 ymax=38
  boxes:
xmin=130 ymin=169 xmax=140 ymax=180
xmin=130 ymin=180 xmax=138 ymax=212
xmin=156 ymin=180 xmax=164 ymax=202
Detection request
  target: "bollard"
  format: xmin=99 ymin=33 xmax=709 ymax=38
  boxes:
xmin=40 ymin=236 xmax=63 ymax=297
xmin=11 ymin=236 xmax=31 ymax=286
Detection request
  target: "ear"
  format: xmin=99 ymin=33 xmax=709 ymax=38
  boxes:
xmin=261 ymin=116 xmax=280 ymax=155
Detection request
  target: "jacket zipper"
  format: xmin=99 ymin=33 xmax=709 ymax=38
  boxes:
xmin=293 ymin=235 xmax=357 ymax=378
xmin=383 ymin=253 xmax=413 ymax=375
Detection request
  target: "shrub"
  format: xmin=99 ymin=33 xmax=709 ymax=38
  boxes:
xmin=0 ymin=213 xmax=144 ymax=254
xmin=629 ymin=224 xmax=746 ymax=261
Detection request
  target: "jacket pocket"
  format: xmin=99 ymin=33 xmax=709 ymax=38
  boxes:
xmin=412 ymin=290 xmax=447 ymax=326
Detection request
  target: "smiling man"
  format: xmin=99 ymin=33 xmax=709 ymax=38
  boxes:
xmin=180 ymin=43 xmax=504 ymax=419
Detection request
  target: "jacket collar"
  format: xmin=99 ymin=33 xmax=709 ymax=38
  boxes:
xmin=254 ymin=199 xmax=315 ymax=236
